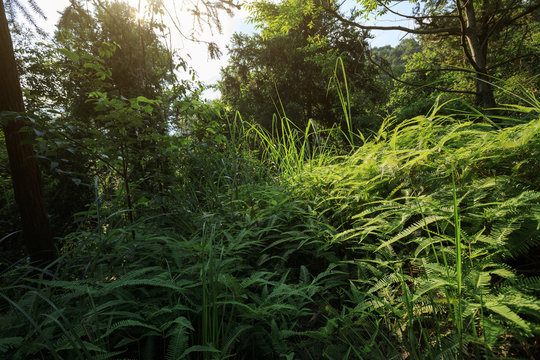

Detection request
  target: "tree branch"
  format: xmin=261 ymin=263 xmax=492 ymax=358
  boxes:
xmin=364 ymin=43 xmax=478 ymax=95
xmin=406 ymin=66 xmax=477 ymax=74
xmin=506 ymin=2 xmax=540 ymax=26
xmin=488 ymin=53 xmax=539 ymax=71
xmin=485 ymin=1 xmax=540 ymax=40
xmin=378 ymin=1 xmax=457 ymax=21
xmin=324 ymin=4 xmax=461 ymax=36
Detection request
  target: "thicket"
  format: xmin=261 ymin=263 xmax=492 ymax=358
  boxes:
xmin=1 ymin=0 xmax=539 ymax=359
xmin=2 ymin=95 xmax=540 ymax=358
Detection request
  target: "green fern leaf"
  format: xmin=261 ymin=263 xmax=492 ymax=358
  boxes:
xmin=100 ymin=320 xmax=160 ymax=339
xmin=484 ymin=301 xmax=531 ymax=333
xmin=165 ymin=323 xmax=189 ymax=360
xmin=0 ymin=337 xmax=23 ymax=353
xmin=376 ymin=215 xmax=447 ymax=251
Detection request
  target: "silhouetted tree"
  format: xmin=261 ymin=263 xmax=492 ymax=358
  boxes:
xmin=0 ymin=0 xmax=56 ymax=263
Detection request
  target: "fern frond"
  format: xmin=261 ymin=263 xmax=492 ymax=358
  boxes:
xmin=483 ymin=300 xmax=531 ymax=333
xmin=100 ymin=320 xmax=161 ymax=339
xmin=165 ymin=323 xmax=189 ymax=360
xmin=376 ymin=215 xmax=447 ymax=252
xmin=0 ymin=337 xmax=23 ymax=353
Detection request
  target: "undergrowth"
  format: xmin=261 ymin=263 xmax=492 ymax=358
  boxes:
xmin=1 ymin=98 xmax=539 ymax=359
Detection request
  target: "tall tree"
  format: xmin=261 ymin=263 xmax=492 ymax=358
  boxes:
xmin=248 ymin=0 xmax=540 ymax=108
xmin=221 ymin=2 xmax=384 ymax=131
xmin=48 ymin=0 xmax=179 ymax=224
xmin=0 ymin=0 xmax=56 ymax=263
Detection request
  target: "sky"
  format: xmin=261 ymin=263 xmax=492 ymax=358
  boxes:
xmin=32 ymin=0 xmax=414 ymax=99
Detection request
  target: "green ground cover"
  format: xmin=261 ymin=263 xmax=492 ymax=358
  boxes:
xmin=1 ymin=98 xmax=539 ymax=359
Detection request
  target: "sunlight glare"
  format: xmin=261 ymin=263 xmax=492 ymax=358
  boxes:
xmin=127 ymin=0 xmax=204 ymax=37
xmin=125 ymin=0 xmax=247 ymax=95
xmin=134 ymin=11 xmax=144 ymax=21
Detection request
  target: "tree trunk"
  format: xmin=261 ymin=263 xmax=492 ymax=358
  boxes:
xmin=462 ymin=0 xmax=497 ymax=108
xmin=0 ymin=1 xmax=56 ymax=264
xmin=475 ymin=71 xmax=496 ymax=108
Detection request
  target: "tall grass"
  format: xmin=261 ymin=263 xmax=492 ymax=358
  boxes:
xmin=287 ymin=97 xmax=540 ymax=358
xmin=1 ymin=94 xmax=539 ymax=359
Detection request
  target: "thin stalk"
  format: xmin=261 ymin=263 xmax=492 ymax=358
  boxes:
xmin=94 ymin=177 xmax=102 ymax=242
xmin=330 ymin=56 xmax=353 ymax=147
xmin=399 ymin=267 xmax=419 ymax=359
xmin=452 ymin=170 xmax=464 ymax=358
xmin=416 ymin=198 xmax=443 ymax=352
xmin=120 ymin=143 xmax=135 ymax=238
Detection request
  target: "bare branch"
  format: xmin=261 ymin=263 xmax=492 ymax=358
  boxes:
xmin=160 ymin=3 xmax=222 ymax=59
xmin=323 ymin=3 xmax=461 ymax=36
xmin=378 ymin=1 xmax=457 ymax=21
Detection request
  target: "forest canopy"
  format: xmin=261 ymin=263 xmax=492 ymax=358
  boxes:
xmin=1 ymin=0 xmax=539 ymax=359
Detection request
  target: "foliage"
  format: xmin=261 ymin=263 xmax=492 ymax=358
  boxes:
xmin=220 ymin=3 xmax=384 ymax=132
xmin=385 ymin=13 xmax=540 ymax=119
xmin=9 ymin=0 xmax=196 ymax=237
xmin=2 ymin=97 xmax=540 ymax=358
xmin=247 ymin=0 xmax=540 ymax=108
xmin=1 ymin=0 xmax=539 ymax=359
xmin=289 ymin=99 xmax=540 ymax=357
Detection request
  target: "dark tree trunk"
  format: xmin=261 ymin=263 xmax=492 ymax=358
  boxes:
xmin=462 ymin=0 xmax=497 ymax=108
xmin=475 ymin=71 xmax=496 ymax=108
xmin=0 ymin=1 xmax=56 ymax=264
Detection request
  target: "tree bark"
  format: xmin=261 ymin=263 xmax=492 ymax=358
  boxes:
xmin=0 ymin=1 xmax=56 ymax=264
xmin=461 ymin=0 xmax=497 ymax=108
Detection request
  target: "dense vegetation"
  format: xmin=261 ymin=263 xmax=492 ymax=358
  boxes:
xmin=1 ymin=0 xmax=539 ymax=359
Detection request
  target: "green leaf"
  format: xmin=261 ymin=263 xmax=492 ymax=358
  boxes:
xmin=58 ymin=48 xmax=79 ymax=62
xmin=83 ymin=62 xmax=101 ymax=71
xmin=484 ymin=301 xmax=530 ymax=332
xmin=34 ymin=128 xmax=46 ymax=137
xmin=143 ymin=105 xmax=153 ymax=114
xmin=0 ymin=337 xmax=23 ymax=353
xmin=136 ymin=96 xmax=154 ymax=103
xmin=376 ymin=215 xmax=446 ymax=252
xmin=180 ymin=345 xmax=220 ymax=358
xmin=101 ymin=320 xmax=161 ymax=338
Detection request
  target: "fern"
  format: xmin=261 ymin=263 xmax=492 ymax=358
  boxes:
xmin=165 ymin=323 xmax=189 ymax=360
xmin=100 ymin=320 xmax=161 ymax=339
xmin=0 ymin=337 xmax=22 ymax=353
xmin=376 ymin=215 xmax=447 ymax=251
xmin=1 ymin=99 xmax=538 ymax=359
